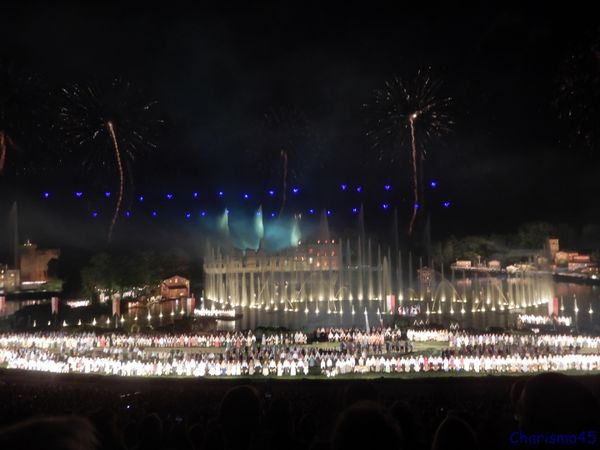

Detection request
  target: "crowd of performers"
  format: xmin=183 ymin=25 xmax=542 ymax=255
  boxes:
xmin=518 ymin=313 xmax=572 ymax=326
xmin=0 ymin=328 xmax=599 ymax=378
xmin=0 ymin=331 xmax=307 ymax=351
xmin=319 ymin=327 xmax=449 ymax=344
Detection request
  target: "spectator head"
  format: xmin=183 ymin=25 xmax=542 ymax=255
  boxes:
xmin=517 ymin=373 xmax=599 ymax=433
xmin=0 ymin=415 xmax=98 ymax=450
xmin=431 ymin=416 xmax=478 ymax=450
xmin=510 ymin=378 xmax=527 ymax=422
xmin=332 ymin=401 xmax=402 ymax=450
xmin=218 ymin=385 xmax=261 ymax=449
xmin=342 ymin=380 xmax=379 ymax=408
xmin=136 ymin=413 xmax=164 ymax=449
xmin=187 ymin=423 xmax=204 ymax=450
xmin=390 ymin=400 xmax=416 ymax=446
xmin=266 ymin=397 xmax=293 ymax=436
xmin=219 ymin=385 xmax=261 ymax=429
xmin=88 ymin=407 xmax=126 ymax=450
xmin=297 ymin=413 xmax=317 ymax=446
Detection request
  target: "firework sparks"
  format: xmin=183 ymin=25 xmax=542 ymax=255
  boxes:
xmin=59 ymin=77 xmax=162 ymax=241
xmin=279 ymin=148 xmax=289 ymax=215
xmin=555 ymin=31 xmax=600 ymax=155
xmin=0 ymin=132 xmax=12 ymax=173
xmin=106 ymin=121 xmax=124 ymax=242
xmin=254 ymin=106 xmax=323 ymax=216
xmin=408 ymin=113 xmax=418 ymax=235
xmin=0 ymin=59 xmax=46 ymax=176
xmin=366 ymin=68 xmax=452 ymax=235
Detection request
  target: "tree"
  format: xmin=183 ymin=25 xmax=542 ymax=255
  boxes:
xmin=516 ymin=222 xmax=556 ymax=249
xmin=80 ymin=252 xmax=116 ymax=302
xmin=442 ymin=239 xmax=455 ymax=264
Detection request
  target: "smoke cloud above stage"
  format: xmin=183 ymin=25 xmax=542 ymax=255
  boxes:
xmin=210 ymin=206 xmax=317 ymax=253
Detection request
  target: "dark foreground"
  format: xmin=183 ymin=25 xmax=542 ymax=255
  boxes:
xmin=0 ymin=369 xmax=599 ymax=450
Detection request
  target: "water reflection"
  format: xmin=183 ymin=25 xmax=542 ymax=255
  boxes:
xmin=0 ymin=278 xmax=597 ymax=333
xmin=219 ymin=277 xmax=599 ymax=332
xmin=0 ymin=299 xmax=49 ymax=318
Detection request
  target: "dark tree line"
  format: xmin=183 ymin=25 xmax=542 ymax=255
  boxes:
xmin=79 ymin=248 xmax=201 ymax=302
xmin=432 ymin=222 xmax=600 ymax=266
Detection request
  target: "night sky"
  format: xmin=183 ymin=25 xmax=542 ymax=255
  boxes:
xmin=1 ymin=2 xmax=599 ymax=254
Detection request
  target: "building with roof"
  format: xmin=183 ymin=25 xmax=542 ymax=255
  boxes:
xmin=161 ymin=275 xmax=190 ymax=299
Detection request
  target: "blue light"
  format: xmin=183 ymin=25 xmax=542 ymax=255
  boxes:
xmin=166 ymin=193 xmax=173 ymax=200
xmin=341 ymin=184 xmax=347 ymax=191
xmin=430 ymin=181 xmax=437 ymax=188
xmin=218 ymin=191 xmax=224 ymax=197
xmin=356 ymin=186 xmax=362 ymax=193
xmin=151 ymin=211 xmax=157 ymax=217
xmin=91 ymin=211 xmax=98 ymax=218
xmin=309 ymin=208 xmax=315 ymax=215
xmin=138 ymin=195 xmax=144 ymax=202
xmin=443 ymin=201 xmax=451 ymax=208
xmin=185 ymin=212 xmax=191 ymax=219
xmin=124 ymin=210 xmax=131 ymax=218
xmin=75 ymin=191 xmax=83 ymax=198
xmin=352 ymin=207 xmax=358 ymax=214
xmin=414 ymin=203 xmax=420 ymax=209
xmin=243 ymin=193 xmax=249 ymax=199
xmin=104 ymin=192 xmax=111 ymax=198
xmin=291 ymin=187 xmax=299 ymax=194
xmin=43 ymin=192 xmax=50 ymax=199
xmin=200 ymin=211 xmax=206 ymax=217
xmin=382 ymin=203 xmax=389 ymax=210
xmin=193 ymin=192 xmax=198 ymax=198
xmin=384 ymin=185 xmax=391 ymax=191
xmin=326 ymin=209 xmax=332 ymax=216
xmin=268 ymin=189 xmax=275 ymax=196
xmin=270 ymin=212 xmax=276 ymax=218
xmin=256 ymin=211 xmax=262 ymax=216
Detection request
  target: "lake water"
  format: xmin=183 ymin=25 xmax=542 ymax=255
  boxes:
xmin=2 ymin=278 xmax=598 ymax=334
xmin=219 ymin=281 xmax=599 ymax=332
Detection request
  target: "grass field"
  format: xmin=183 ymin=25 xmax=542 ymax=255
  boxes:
xmin=411 ymin=341 xmax=447 ymax=355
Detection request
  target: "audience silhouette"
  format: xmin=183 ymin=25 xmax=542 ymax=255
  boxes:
xmin=0 ymin=372 xmax=598 ymax=450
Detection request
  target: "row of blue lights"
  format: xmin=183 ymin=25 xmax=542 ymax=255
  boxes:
xmin=42 ymin=181 xmax=440 ymax=201
xmin=86 ymin=202 xmax=451 ymax=219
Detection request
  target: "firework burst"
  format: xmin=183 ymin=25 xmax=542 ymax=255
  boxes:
xmin=257 ymin=106 xmax=323 ymax=215
xmin=366 ymin=68 xmax=452 ymax=235
xmin=0 ymin=59 xmax=46 ymax=176
xmin=59 ymin=77 xmax=163 ymax=241
xmin=555 ymin=31 xmax=600 ymax=155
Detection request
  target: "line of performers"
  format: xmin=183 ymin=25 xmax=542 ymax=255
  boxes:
xmin=1 ymin=329 xmax=600 ymax=377
xmin=322 ymin=327 xmax=450 ymax=344
xmin=1 ymin=348 xmax=599 ymax=378
xmin=0 ymin=331 xmax=308 ymax=351
xmin=324 ymin=327 xmax=600 ymax=350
